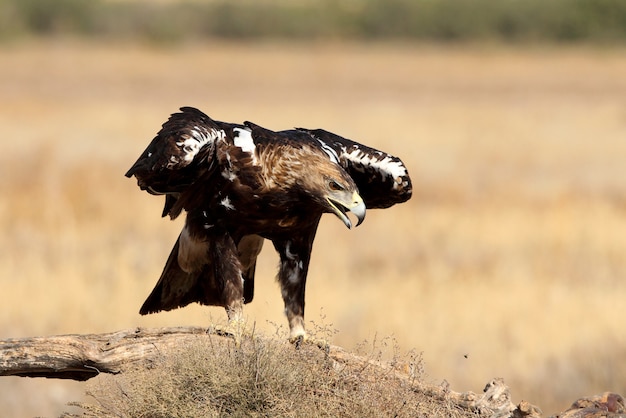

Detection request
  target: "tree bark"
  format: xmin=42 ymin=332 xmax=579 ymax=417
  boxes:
xmin=0 ymin=326 xmax=210 ymax=381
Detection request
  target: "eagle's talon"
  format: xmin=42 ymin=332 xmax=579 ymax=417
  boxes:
xmin=289 ymin=334 xmax=329 ymax=352
xmin=206 ymin=320 xmax=246 ymax=347
xmin=318 ymin=339 xmax=331 ymax=353
xmin=312 ymin=337 xmax=330 ymax=352
xmin=292 ymin=335 xmax=304 ymax=350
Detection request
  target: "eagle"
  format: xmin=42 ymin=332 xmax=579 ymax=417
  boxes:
xmin=126 ymin=107 xmax=412 ymax=343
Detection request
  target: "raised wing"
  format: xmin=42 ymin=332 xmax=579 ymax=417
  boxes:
xmin=296 ymin=128 xmax=412 ymax=209
xmin=125 ymin=107 xmax=227 ymax=197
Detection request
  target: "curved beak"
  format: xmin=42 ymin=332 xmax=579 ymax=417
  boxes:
xmin=328 ymin=191 xmax=366 ymax=229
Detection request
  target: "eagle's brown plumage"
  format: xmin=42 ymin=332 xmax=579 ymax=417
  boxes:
xmin=126 ymin=107 xmax=412 ymax=341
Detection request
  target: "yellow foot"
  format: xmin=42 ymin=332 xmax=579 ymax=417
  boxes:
xmin=207 ymin=319 xmax=247 ymax=346
xmin=289 ymin=334 xmax=330 ymax=352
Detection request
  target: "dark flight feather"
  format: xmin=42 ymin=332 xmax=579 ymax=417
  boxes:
xmin=295 ymin=128 xmax=412 ymax=209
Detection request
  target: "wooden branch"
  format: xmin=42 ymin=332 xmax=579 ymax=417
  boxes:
xmin=0 ymin=326 xmax=210 ymax=381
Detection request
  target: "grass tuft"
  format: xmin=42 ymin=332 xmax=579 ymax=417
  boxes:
xmin=65 ymin=330 xmax=472 ymax=418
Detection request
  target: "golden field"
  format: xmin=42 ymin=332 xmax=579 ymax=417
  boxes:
xmin=1 ymin=40 xmax=626 ymax=416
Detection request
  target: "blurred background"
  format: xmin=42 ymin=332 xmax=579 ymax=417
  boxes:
xmin=1 ymin=0 xmax=626 ymax=416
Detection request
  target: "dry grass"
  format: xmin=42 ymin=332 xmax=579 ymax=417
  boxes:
xmin=63 ymin=331 xmax=471 ymax=418
xmin=1 ymin=40 xmax=626 ymax=416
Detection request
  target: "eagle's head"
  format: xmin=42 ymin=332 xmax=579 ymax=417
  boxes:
xmin=301 ymin=158 xmax=366 ymax=229
xmin=324 ymin=176 xmax=366 ymax=229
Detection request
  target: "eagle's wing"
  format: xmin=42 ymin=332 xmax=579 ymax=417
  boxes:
xmin=296 ymin=128 xmax=412 ymax=208
xmin=125 ymin=107 xmax=230 ymax=217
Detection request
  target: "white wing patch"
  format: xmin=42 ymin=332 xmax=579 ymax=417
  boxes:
xmin=316 ymin=139 xmax=340 ymax=163
xmin=221 ymin=169 xmax=237 ymax=181
xmin=345 ymin=147 xmax=408 ymax=189
xmin=233 ymin=127 xmax=258 ymax=165
xmin=220 ymin=149 xmax=237 ymax=181
xmin=220 ymin=196 xmax=235 ymax=210
xmin=169 ymin=126 xmax=225 ymax=168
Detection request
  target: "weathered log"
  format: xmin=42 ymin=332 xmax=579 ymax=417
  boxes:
xmin=0 ymin=326 xmax=210 ymax=381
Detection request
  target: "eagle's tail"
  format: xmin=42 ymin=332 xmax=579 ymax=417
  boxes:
xmin=237 ymin=234 xmax=264 ymax=304
xmin=139 ymin=235 xmax=224 ymax=315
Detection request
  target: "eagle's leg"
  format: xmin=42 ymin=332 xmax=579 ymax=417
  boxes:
xmin=206 ymin=232 xmax=246 ymax=343
xmin=273 ymin=220 xmax=322 ymax=346
xmin=210 ymin=300 xmax=245 ymax=345
xmin=275 ymin=238 xmax=309 ymax=342
xmin=208 ymin=298 xmax=245 ymax=344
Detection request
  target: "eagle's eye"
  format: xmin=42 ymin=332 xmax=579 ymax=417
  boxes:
xmin=328 ymin=180 xmax=344 ymax=191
